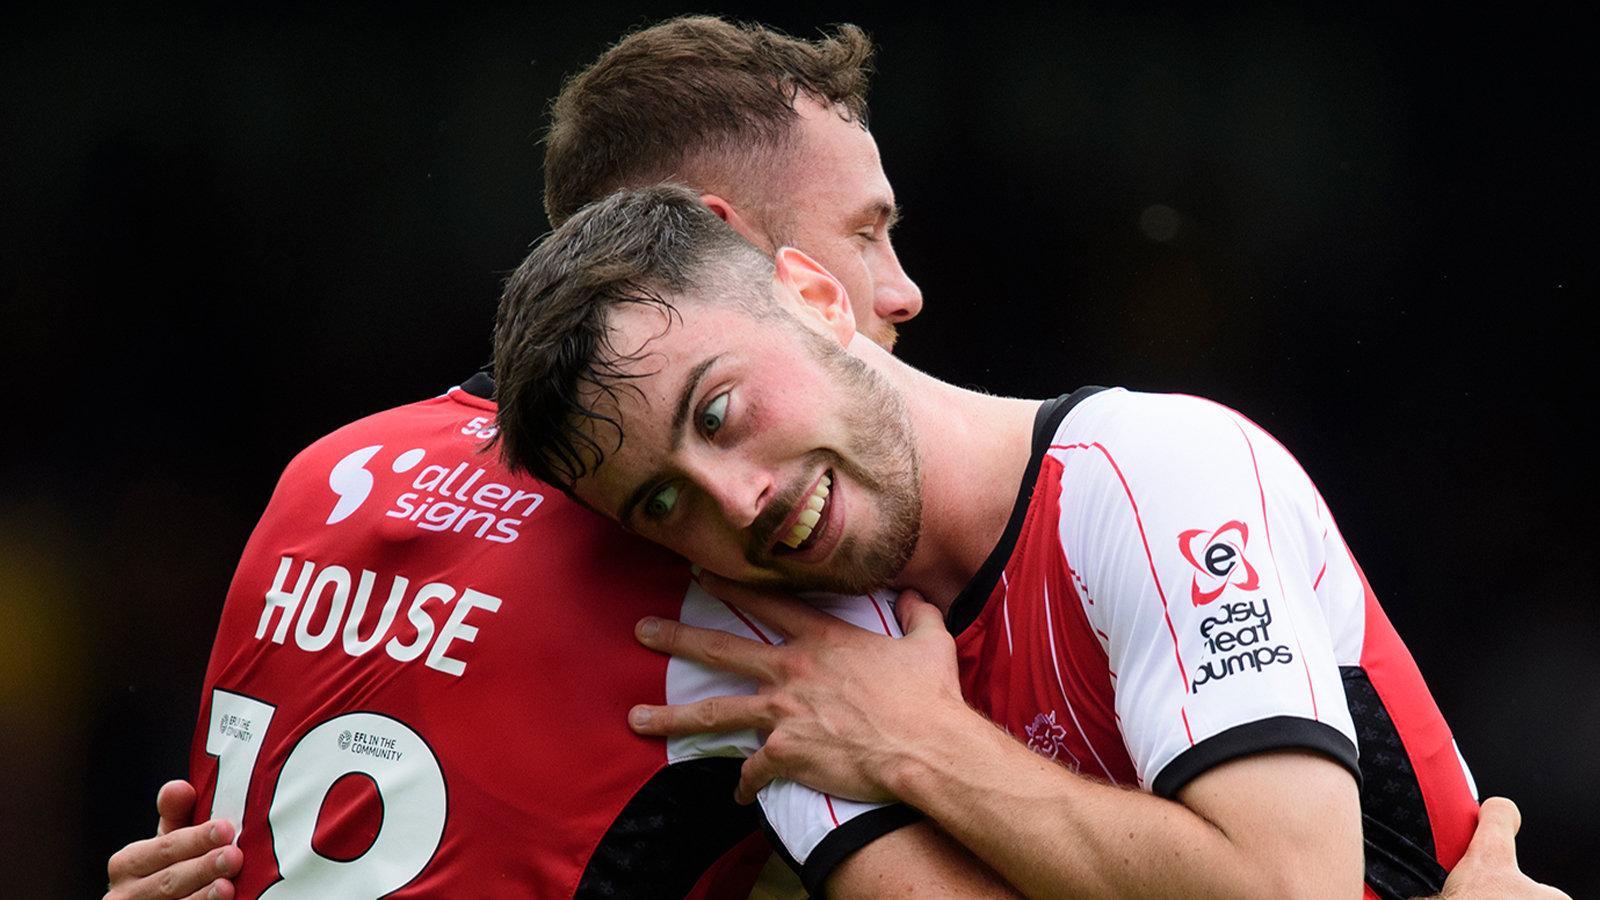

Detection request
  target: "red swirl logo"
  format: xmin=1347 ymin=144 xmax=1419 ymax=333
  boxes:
xmin=1178 ymin=520 xmax=1259 ymax=606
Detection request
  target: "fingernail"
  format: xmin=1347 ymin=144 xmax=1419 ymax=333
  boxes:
xmin=217 ymin=851 xmax=230 ymax=871
xmin=637 ymin=617 xmax=660 ymax=638
xmin=690 ymin=563 xmax=703 ymax=577
xmin=629 ymin=707 xmax=652 ymax=728
xmin=209 ymin=825 xmax=221 ymax=844
xmin=209 ymin=887 xmax=220 ymax=900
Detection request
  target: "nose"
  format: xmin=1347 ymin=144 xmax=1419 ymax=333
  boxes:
xmin=690 ymin=455 xmax=773 ymax=532
xmin=873 ymin=247 xmax=924 ymax=326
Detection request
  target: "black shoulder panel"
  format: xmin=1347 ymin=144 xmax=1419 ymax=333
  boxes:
xmin=459 ymin=370 xmax=496 ymax=400
xmin=1342 ymin=665 xmax=1449 ymax=900
xmin=576 ymin=757 xmax=760 ymax=900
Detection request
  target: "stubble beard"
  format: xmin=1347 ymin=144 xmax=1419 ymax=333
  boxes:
xmin=745 ymin=326 xmax=922 ymax=596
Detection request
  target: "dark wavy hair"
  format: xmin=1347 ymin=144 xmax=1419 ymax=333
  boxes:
xmin=493 ymin=184 xmax=775 ymax=488
xmin=543 ymin=15 xmax=874 ymax=229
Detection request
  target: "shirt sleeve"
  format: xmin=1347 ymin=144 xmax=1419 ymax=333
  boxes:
xmin=666 ymin=585 xmax=920 ymax=890
xmin=1053 ymin=390 xmax=1358 ymax=796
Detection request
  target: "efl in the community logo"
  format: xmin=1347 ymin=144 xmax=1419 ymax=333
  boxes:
xmin=1177 ymin=520 xmax=1259 ymax=606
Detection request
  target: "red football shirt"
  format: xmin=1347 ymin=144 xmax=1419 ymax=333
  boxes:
xmin=947 ymin=388 xmax=1478 ymax=900
xmin=190 ymin=377 xmax=911 ymax=899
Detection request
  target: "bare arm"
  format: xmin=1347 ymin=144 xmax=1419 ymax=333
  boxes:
xmin=105 ymin=780 xmax=241 ymax=900
xmin=631 ymin=577 xmax=1362 ymax=900
xmin=827 ymin=820 xmax=1026 ymax=900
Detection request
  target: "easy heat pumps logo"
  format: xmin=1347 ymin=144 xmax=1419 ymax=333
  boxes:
xmin=1177 ymin=520 xmax=1259 ymax=606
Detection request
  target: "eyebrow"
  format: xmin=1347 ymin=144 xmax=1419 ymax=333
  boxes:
xmin=616 ymin=353 xmax=722 ymax=526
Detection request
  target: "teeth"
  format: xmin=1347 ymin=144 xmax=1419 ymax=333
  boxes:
xmin=781 ymin=524 xmax=813 ymax=548
xmin=780 ymin=474 xmax=832 ymax=549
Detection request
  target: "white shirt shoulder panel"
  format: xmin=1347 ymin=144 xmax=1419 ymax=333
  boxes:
xmin=1051 ymin=390 xmax=1356 ymax=788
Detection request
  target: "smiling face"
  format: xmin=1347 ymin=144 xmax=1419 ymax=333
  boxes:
xmin=571 ymin=288 xmax=922 ymax=594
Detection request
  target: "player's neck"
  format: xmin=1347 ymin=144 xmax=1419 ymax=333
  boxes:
xmin=859 ymin=344 xmax=1039 ymax=613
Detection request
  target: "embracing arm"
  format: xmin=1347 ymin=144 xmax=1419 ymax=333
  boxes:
xmin=884 ymin=708 xmax=1361 ymax=900
xmin=632 ymin=578 xmax=1362 ymax=900
xmin=105 ymin=780 xmax=241 ymax=900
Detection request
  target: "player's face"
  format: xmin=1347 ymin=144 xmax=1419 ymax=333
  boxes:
xmin=572 ymin=297 xmax=922 ymax=595
xmin=768 ymin=100 xmax=923 ymax=352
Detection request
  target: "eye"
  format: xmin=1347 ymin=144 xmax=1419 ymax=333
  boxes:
xmin=699 ymin=393 xmax=729 ymax=435
xmin=643 ymin=484 xmax=680 ymax=520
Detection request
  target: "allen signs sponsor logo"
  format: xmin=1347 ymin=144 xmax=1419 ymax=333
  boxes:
xmin=1177 ymin=520 xmax=1259 ymax=606
xmin=322 ymin=419 xmax=543 ymax=543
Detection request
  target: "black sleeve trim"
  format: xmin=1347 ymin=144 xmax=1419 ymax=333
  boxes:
xmin=770 ymin=803 xmax=923 ymax=898
xmin=1150 ymin=716 xmax=1360 ymax=799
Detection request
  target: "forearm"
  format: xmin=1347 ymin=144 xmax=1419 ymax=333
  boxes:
xmin=885 ymin=704 xmax=1363 ymax=900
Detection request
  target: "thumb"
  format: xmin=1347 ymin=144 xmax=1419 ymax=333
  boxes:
xmin=155 ymin=780 xmax=199 ymax=836
xmin=894 ymin=589 xmax=947 ymax=636
xmin=1463 ymin=797 xmax=1522 ymax=869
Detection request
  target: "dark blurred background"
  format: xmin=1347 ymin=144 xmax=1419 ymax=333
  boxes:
xmin=2 ymin=2 xmax=1592 ymax=896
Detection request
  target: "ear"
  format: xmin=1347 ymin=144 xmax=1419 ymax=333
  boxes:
xmin=699 ymin=193 xmax=774 ymax=252
xmin=773 ymin=247 xmax=856 ymax=347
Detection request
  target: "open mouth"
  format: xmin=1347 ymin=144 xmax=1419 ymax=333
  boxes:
xmin=775 ymin=470 xmax=832 ymax=554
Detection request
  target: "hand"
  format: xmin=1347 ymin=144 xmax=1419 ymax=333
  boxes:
xmin=629 ymin=574 xmax=971 ymax=804
xmin=1438 ymin=797 xmax=1570 ymax=899
xmin=105 ymin=780 xmax=242 ymax=900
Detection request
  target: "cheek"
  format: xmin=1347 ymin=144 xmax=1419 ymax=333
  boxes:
xmin=668 ymin=513 xmax=751 ymax=575
xmin=841 ymin=267 xmax=876 ymax=319
xmin=747 ymin=386 xmax=834 ymax=452
xmin=811 ymin=244 xmax=874 ymax=315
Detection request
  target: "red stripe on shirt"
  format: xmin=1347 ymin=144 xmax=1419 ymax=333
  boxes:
xmin=1054 ymin=441 xmax=1189 ymax=695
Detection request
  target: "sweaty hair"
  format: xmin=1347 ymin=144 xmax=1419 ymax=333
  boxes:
xmin=543 ymin=15 xmax=874 ymax=229
xmin=493 ymin=184 xmax=775 ymax=487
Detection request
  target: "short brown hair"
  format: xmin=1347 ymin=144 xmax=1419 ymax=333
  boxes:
xmin=543 ymin=15 xmax=874 ymax=229
xmin=493 ymin=184 xmax=775 ymax=487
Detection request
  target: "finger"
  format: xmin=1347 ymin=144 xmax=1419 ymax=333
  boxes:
xmin=696 ymin=572 xmax=833 ymax=635
xmin=206 ymin=871 xmax=239 ymax=900
xmin=893 ymin=589 xmax=947 ymax=636
xmin=635 ymin=615 xmax=782 ymax=679
xmin=193 ymin=872 xmax=238 ymax=900
xmin=155 ymin=780 xmax=199 ymax=837
xmin=628 ymin=693 xmax=772 ymax=736
xmin=107 ymin=842 xmax=241 ymax=900
xmin=1479 ymin=796 xmax=1522 ymax=837
xmin=735 ymin=750 xmax=780 ymax=805
xmin=1461 ymin=797 xmax=1522 ymax=869
xmin=110 ymin=821 xmax=235 ymax=882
